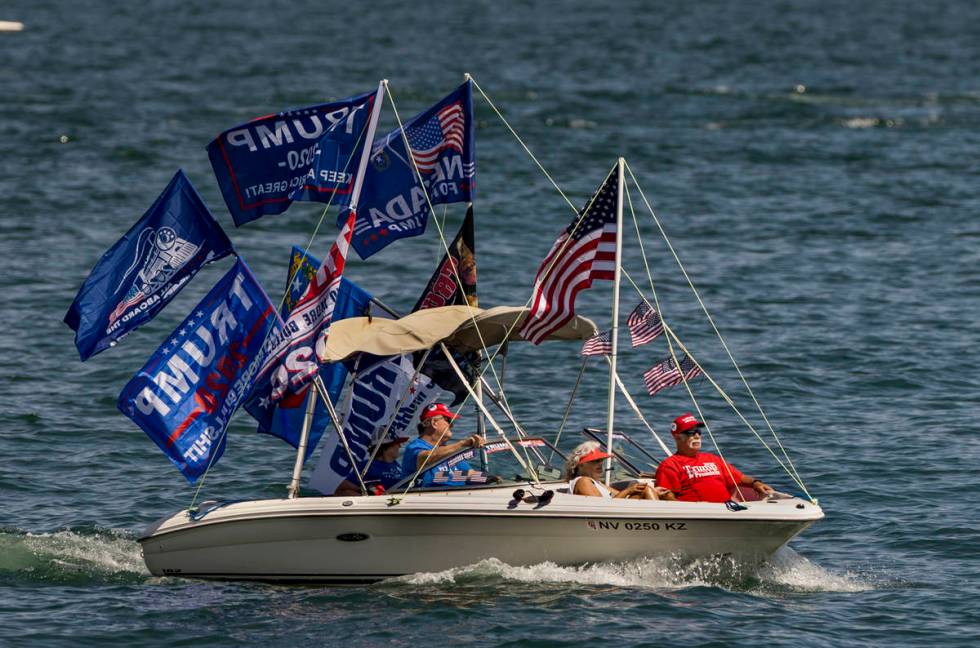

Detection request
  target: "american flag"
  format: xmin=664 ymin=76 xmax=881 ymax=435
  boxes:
xmin=643 ymin=354 xmax=702 ymax=396
xmin=406 ymin=101 xmax=465 ymax=173
xmin=256 ymin=210 xmax=356 ymax=386
xmin=627 ymin=301 xmax=664 ymax=347
xmin=520 ymin=171 xmax=619 ymax=345
xmin=581 ymin=329 xmax=612 ymax=356
xmin=432 ymin=469 xmax=469 ymax=484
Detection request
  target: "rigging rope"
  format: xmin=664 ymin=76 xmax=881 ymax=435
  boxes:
xmin=624 ymin=162 xmax=812 ymax=499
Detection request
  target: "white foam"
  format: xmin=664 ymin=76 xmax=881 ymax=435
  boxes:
xmin=754 ymin=547 xmax=874 ymax=593
xmin=397 ymin=548 xmax=873 ymax=594
xmin=22 ymin=529 xmax=148 ymax=575
xmin=399 ymin=555 xmax=739 ymax=590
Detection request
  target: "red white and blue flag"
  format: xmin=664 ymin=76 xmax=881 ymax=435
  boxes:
xmin=581 ymin=329 xmax=612 ymax=357
xmin=346 ymin=82 xmax=475 ymax=259
xmin=643 ymin=354 xmax=702 ymax=397
xmin=117 ymin=258 xmax=277 ymax=483
xmin=627 ymin=301 xmax=664 ymax=347
xmin=520 ymin=169 xmax=619 ymax=345
xmin=249 ymin=210 xmax=357 ymax=406
xmin=406 ymin=101 xmax=466 ymax=173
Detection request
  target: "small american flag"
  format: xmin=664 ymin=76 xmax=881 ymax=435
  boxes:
xmin=406 ymin=101 xmax=465 ymax=172
xmin=432 ymin=469 xmax=468 ymax=484
xmin=643 ymin=354 xmax=702 ymax=396
xmin=520 ymin=170 xmax=619 ymax=345
xmin=627 ymin=301 xmax=664 ymax=347
xmin=581 ymin=329 xmax=612 ymax=356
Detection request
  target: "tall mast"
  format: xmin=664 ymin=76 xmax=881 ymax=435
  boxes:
xmin=285 ymin=79 xmax=386 ymax=498
xmin=604 ymin=158 xmax=625 ymax=485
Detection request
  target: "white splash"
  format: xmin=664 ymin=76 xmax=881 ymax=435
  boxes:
xmin=398 ymin=547 xmax=872 ymax=594
xmin=20 ymin=529 xmax=148 ymax=575
xmin=754 ymin=547 xmax=873 ymax=593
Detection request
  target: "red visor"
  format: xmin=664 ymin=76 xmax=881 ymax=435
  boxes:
xmin=578 ymin=448 xmax=612 ymax=464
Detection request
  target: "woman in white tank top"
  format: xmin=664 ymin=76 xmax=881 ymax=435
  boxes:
xmin=563 ymin=441 xmax=664 ymax=499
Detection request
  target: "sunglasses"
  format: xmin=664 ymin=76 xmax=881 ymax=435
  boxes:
xmin=680 ymin=429 xmax=702 ymax=436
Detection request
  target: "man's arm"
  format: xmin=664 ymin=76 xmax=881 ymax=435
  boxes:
xmin=416 ymin=435 xmax=484 ymax=471
xmin=333 ymin=479 xmax=362 ymax=496
xmin=738 ymin=473 xmax=775 ymax=496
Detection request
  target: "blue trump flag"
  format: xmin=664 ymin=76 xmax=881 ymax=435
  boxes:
xmin=248 ymin=247 xmax=372 ymax=459
xmin=207 ymin=91 xmax=377 ymax=227
xmin=346 ymin=81 xmax=475 ymax=259
xmin=64 ymin=170 xmax=234 ymax=361
xmin=117 ymin=258 xmax=278 ymax=483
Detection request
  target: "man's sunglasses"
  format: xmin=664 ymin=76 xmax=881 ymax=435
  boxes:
xmin=680 ymin=429 xmax=702 ymax=436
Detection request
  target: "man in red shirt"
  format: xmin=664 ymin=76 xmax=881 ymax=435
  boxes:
xmin=655 ymin=413 xmax=775 ymax=503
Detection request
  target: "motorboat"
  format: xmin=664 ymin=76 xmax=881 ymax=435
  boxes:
xmin=115 ymin=77 xmax=825 ymax=581
xmin=140 ymin=436 xmax=823 ymax=582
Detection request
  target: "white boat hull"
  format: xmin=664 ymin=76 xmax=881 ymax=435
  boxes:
xmin=139 ymin=487 xmax=823 ymax=582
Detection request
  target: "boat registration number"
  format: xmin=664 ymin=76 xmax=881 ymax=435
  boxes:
xmin=587 ymin=520 xmax=687 ymax=532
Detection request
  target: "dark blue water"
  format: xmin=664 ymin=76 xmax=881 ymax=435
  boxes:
xmin=2 ymin=0 xmax=979 ymax=645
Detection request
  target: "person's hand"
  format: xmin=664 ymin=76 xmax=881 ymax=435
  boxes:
xmin=753 ymin=480 xmax=775 ymax=496
xmin=468 ymin=435 xmax=484 ymax=449
xmin=653 ymin=486 xmax=672 ymax=498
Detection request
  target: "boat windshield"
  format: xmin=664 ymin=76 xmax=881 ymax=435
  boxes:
xmin=582 ymin=428 xmax=663 ymax=478
xmin=390 ymin=437 xmax=567 ymax=491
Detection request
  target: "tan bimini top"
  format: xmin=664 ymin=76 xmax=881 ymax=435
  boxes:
xmin=319 ymin=305 xmax=598 ymax=362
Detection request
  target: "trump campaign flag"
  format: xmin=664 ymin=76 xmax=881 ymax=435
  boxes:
xmin=345 ymin=81 xmax=475 ymax=259
xmin=243 ymin=211 xmax=357 ymax=428
xmin=519 ymin=168 xmax=619 ymax=344
xmin=207 ymin=90 xmax=378 ymax=226
xmin=117 ymin=258 xmax=277 ymax=483
xmin=64 ymin=170 xmax=234 ymax=361
xmin=308 ymin=354 xmax=441 ymax=495
xmin=246 ymin=246 xmax=372 ymax=459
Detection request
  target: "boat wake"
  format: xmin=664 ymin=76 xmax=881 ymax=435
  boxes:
xmin=393 ymin=547 xmax=872 ymax=595
xmin=0 ymin=527 xmax=149 ymax=584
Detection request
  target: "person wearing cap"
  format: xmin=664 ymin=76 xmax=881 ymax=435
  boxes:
xmin=334 ymin=435 xmax=410 ymax=496
xmin=655 ymin=413 xmax=776 ymax=503
xmin=401 ymin=402 xmax=485 ymax=487
xmin=563 ymin=441 xmax=666 ymax=499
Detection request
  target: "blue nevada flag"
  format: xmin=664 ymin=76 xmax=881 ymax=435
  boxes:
xmin=345 ymin=81 xmax=475 ymax=259
xmin=64 ymin=170 xmax=234 ymax=361
xmin=248 ymin=246 xmax=373 ymax=459
xmin=117 ymin=258 xmax=278 ymax=483
xmin=207 ymin=91 xmax=377 ymax=226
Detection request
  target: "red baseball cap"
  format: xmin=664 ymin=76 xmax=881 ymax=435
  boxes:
xmin=420 ymin=402 xmax=458 ymax=421
xmin=578 ymin=448 xmax=612 ymax=465
xmin=671 ymin=413 xmax=703 ymax=434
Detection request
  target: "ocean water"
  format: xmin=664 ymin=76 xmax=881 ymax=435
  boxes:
xmin=2 ymin=0 xmax=979 ymax=646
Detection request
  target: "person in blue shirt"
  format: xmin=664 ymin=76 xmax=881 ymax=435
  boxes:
xmin=401 ymin=402 xmax=484 ymax=487
xmin=333 ymin=435 xmax=408 ymax=496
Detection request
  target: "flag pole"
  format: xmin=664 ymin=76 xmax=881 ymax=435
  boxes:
xmin=284 ymin=79 xmax=386 ymax=498
xmin=286 ymin=390 xmax=318 ymax=498
xmin=604 ymin=158 xmax=625 ymax=485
